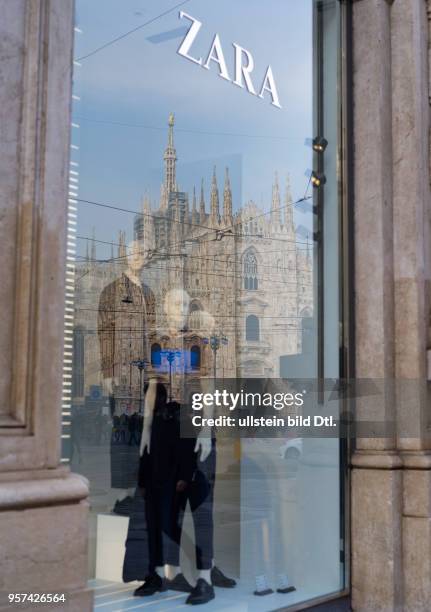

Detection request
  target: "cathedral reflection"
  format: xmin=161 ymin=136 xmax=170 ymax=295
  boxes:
xmin=72 ymin=113 xmax=313 ymax=416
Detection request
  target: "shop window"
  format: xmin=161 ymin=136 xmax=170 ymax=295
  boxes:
xmin=63 ymin=0 xmax=347 ymax=608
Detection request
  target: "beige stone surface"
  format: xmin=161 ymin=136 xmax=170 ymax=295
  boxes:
xmin=351 ymin=451 xmax=402 ymax=470
xmin=0 ymin=1 xmax=91 ymax=610
xmin=352 ymin=468 xmax=403 ymax=611
xmin=0 ymin=0 xmax=74 ymax=468
xmin=0 ymin=500 xmax=89 ymax=593
xmin=353 ymin=0 xmax=396 ymax=454
xmin=0 ymin=473 xmax=88 ymax=510
xmin=352 ymin=0 xmax=431 ymax=608
xmin=403 ymin=468 xmax=431 ymax=517
xmin=391 ymin=0 xmax=431 ymax=454
xmin=403 ymin=516 xmax=431 ymax=612
xmin=0 ymin=0 xmax=25 ymax=418
xmin=353 ymin=0 xmax=395 ymax=383
xmin=401 ymin=451 xmax=431 ymax=470
xmin=391 ymin=0 xmax=430 ymax=284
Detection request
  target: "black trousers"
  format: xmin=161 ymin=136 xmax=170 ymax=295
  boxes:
xmin=167 ymin=440 xmax=216 ymax=571
xmin=142 ymin=410 xmax=179 ymax=572
xmin=145 ymin=481 xmax=177 ymax=571
xmin=142 ymin=408 xmax=216 ymax=572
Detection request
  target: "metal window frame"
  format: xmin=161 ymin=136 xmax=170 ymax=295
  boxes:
xmin=277 ymin=1 xmax=353 ymax=610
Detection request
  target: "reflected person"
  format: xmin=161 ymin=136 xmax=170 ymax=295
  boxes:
xmin=98 ymin=240 xmax=148 ymax=515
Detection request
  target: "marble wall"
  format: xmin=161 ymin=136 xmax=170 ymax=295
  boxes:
xmin=0 ymin=1 xmax=91 ymax=610
xmin=352 ymin=0 xmax=431 ymax=610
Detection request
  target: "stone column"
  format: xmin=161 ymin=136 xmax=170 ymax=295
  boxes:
xmin=351 ymin=1 xmax=402 ymax=610
xmin=392 ymin=1 xmax=431 ymax=610
xmin=0 ymin=1 xmax=91 ymax=610
xmin=352 ymin=0 xmax=431 ymax=610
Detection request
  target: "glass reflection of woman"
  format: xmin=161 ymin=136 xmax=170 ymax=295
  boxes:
xmin=97 ymin=240 xmax=147 ymax=515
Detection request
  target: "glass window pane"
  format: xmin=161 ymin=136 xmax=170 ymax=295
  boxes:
xmin=63 ymin=1 xmax=345 ymax=609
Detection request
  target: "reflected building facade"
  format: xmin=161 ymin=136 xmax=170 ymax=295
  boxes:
xmin=72 ymin=115 xmax=313 ymax=411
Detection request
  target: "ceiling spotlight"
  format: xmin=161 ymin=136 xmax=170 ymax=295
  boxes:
xmin=312 ymin=136 xmax=328 ymax=153
xmin=311 ymin=172 xmax=326 ymax=188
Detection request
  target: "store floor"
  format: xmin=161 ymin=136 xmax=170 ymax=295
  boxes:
xmin=90 ymin=579 xmax=321 ymax=611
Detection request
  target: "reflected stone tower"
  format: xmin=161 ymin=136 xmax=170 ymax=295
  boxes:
xmin=164 ymin=112 xmax=177 ymax=198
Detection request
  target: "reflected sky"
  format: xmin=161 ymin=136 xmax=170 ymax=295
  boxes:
xmin=72 ymin=0 xmax=314 ymax=256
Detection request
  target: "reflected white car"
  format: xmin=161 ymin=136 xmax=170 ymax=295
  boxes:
xmin=279 ymin=438 xmax=303 ymax=460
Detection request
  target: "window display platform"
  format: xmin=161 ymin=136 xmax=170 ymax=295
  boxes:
xmin=90 ymin=579 xmax=326 ymax=611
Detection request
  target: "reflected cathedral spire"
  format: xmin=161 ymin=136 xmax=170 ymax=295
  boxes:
xmin=200 ymin=178 xmax=206 ymax=223
xmin=210 ymin=166 xmax=220 ymax=224
xmin=118 ymin=230 xmax=127 ymax=261
xmin=284 ymin=174 xmax=294 ymax=233
xmin=164 ymin=113 xmax=177 ymax=196
xmin=91 ymin=226 xmax=96 ymax=261
xmin=271 ymin=171 xmax=281 ymax=225
xmin=223 ymin=167 xmax=233 ymax=225
xmin=192 ymin=186 xmax=199 ymax=224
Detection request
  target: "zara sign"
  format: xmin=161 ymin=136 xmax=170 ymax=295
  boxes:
xmin=177 ymin=11 xmax=282 ymax=109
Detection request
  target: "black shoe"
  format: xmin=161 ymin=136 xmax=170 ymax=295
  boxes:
xmin=112 ymin=495 xmax=134 ymax=516
xmin=186 ymin=579 xmax=215 ymax=605
xmin=133 ymin=573 xmax=166 ymax=597
xmin=166 ymin=573 xmax=193 ymax=593
xmin=211 ymin=566 xmax=236 ymax=588
xmin=277 ymin=585 xmax=296 ymax=594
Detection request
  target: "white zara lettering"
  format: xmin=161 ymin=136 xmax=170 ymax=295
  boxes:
xmin=259 ymin=65 xmax=282 ymax=109
xmin=177 ymin=11 xmax=203 ymax=65
xmin=203 ymin=34 xmax=230 ymax=81
xmin=232 ymin=43 xmax=256 ymax=95
xmin=177 ymin=12 xmax=282 ymax=109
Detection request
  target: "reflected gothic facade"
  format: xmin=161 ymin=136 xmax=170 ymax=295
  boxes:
xmin=72 ymin=115 xmax=313 ymax=412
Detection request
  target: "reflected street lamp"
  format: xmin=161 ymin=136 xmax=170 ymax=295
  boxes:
xmin=164 ymin=350 xmax=182 ymax=401
xmin=130 ymin=358 xmax=147 ymax=414
xmin=203 ymin=333 xmax=228 ymax=379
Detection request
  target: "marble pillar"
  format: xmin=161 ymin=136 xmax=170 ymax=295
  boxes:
xmin=0 ymin=1 xmax=91 ymax=610
xmin=352 ymin=0 xmax=431 ymax=610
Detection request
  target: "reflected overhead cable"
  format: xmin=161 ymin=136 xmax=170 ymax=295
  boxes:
xmin=76 ymin=197 xmax=314 ymax=247
xmin=295 ymin=199 xmax=314 ymax=214
xmin=73 ymin=257 xmax=313 ymax=289
xmin=75 ymin=0 xmax=191 ymax=61
xmin=75 ymin=115 xmax=305 ymax=141
xmin=74 ymin=308 xmax=310 ymax=321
